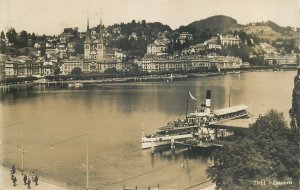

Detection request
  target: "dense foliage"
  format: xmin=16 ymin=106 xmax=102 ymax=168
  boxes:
xmin=106 ymin=20 xmax=172 ymax=57
xmin=290 ymin=69 xmax=300 ymax=129
xmin=177 ymin=15 xmax=238 ymax=43
xmin=207 ymin=110 xmax=299 ymax=190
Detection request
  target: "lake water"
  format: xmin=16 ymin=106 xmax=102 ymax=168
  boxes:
xmin=0 ymin=71 xmax=295 ymax=190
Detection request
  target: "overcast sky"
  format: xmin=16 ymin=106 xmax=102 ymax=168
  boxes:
xmin=0 ymin=0 xmax=299 ymax=35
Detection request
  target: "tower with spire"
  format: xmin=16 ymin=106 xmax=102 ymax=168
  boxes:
xmin=96 ymin=17 xmax=105 ymax=59
xmin=84 ymin=17 xmax=105 ymax=60
xmin=84 ymin=17 xmax=91 ymax=59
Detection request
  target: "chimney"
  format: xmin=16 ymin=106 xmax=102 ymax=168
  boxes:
xmin=206 ymin=90 xmax=211 ymax=114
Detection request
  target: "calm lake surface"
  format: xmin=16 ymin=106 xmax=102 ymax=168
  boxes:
xmin=0 ymin=71 xmax=295 ymax=189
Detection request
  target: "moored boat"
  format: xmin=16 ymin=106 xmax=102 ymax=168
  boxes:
xmin=141 ymin=90 xmax=250 ymax=149
xmin=68 ymin=81 xmax=83 ymax=88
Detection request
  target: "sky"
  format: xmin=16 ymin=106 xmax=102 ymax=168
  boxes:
xmin=0 ymin=0 xmax=300 ymax=35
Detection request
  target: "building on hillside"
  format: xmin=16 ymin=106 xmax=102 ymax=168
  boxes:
xmin=42 ymin=61 xmax=54 ymax=76
xmin=204 ymin=36 xmax=222 ymax=50
xmin=208 ymin=55 xmax=242 ymax=69
xmin=147 ymin=42 xmax=168 ymax=55
xmin=177 ymin=32 xmax=193 ymax=44
xmin=220 ymin=34 xmax=241 ymax=46
xmin=147 ymin=32 xmax=170 ymax=55
xmin=264 ymin=54 xmax=297 ymax=65
xmin=45 ymin=48 xmax=58 ymax=58
xmin=129 ymin=32 xmax=138 ymax=40
xmin=67 ymin=41 xmax=77 ymax=53
xmin=113 ymin=49 xmax=127 ymax=59
xmin=259 ymin=43 xmax=277 ymax=54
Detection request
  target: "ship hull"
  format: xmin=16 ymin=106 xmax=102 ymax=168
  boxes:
xmin=141 ymin=134 xmax=193 ymax=149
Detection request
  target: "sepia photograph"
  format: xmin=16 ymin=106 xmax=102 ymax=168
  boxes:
xmin=0 ymin=0 xmax=299 ymax=189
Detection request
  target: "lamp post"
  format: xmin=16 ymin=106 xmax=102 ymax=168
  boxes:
xmin=1 ymin=122 xmax=25 ymax=175
xmin=50 ymin=133 xmax=89 ymax=190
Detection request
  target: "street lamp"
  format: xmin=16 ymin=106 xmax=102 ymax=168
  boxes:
xmin=1 ymin=122 xmax=25 ymax=175
xmin=49 ymin=133 xmax=90 ymax=190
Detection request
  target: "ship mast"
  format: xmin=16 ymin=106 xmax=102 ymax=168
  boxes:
xmin=185 ymin=92 xmax=189 ymax=119
xmin=229 ymin=85 xmax=231 ymax=107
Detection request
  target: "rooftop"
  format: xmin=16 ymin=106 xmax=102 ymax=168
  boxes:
xmin=213 ymin=104 xmax=248 ymax=116
xmin=209 ymin=117 xmax=255 ymax=129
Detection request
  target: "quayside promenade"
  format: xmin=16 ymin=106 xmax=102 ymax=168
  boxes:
xmin=0 ymin=164 xmax=216 ymax=190
xmin=0 ymin=164 xmax=83 ymax=190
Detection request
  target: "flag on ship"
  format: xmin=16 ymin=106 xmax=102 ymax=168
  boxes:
xmin=189 ymin=91 xmax=197 ymax=101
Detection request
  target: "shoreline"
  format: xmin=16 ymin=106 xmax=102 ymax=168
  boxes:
xmin=0 ymin=67 xmax=298 ymax=94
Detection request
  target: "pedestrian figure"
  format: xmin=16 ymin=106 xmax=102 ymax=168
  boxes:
xmin=23 ymin=174 xmax=28 ymax=185
xmin=34 ymin=175 xmax=38 ymax=186
xmin=11 ymin=174 xmax=14 ymax=181
xmin=27 ymin=178 xmax=31 ymax=189
xmin=12 ymin=176 xmax=17 ymax=186
xmin=11 ymin=164 xmax=16 ymax=174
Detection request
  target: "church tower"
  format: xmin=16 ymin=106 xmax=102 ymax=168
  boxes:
xmin=84 ymin=17 xmax=91 ymax=59
xmin=96 ymin=17 xmax=105 ymax=60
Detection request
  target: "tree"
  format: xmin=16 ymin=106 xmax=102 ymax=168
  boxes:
xmin=1 ymin=31 xmax=5 ymax=40
xmin=104 ymin=67 xmax=118 ymax=74
xmin=71 ymin=67 xmax=83 ymax=75
xmin=31 ymin=33 xmax=37 ymax=47
xmin=207 ymin=110 xmax=299 ymax=190
xmin=0 ymin=31 xmax=6 ymax=53
xmin=141 ymin=20 xmax=147 ymax=27
xmin=6 ymin=28 xmax=18 ymax=45
xmin=289 ymin=69 xmax=300 ymax=129
xmin=17 ymin=30 xmax=29 ymax=48
xmin=53 ymin=67 xmax=61 ymax=76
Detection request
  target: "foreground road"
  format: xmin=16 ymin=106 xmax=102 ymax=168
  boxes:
xmin=0 ymin=165 xmax=69 ymax=190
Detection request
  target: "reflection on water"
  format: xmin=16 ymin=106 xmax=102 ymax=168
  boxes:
xmin=0 ymin=71 xmax=295 ymax=189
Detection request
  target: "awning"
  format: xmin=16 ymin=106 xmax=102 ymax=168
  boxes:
xmin=213 ymin=104 xmax=248 ymax=116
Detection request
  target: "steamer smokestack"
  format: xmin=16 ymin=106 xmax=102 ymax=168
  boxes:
xmin=206 ymin=90 xmax=211 ymax=114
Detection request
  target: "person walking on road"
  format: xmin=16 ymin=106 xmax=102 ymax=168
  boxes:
xmin=12 ymin=176 xmax=17 ymax=186
xmin=34 ymin=175 xmax=39 ymax=186
xmin=11 ymin=164 xmax=16 ymax=174
xmin=23 ymin=174 xmax=28 ymax=185
xmin=27 ymin=178 xmax=31 ymax=189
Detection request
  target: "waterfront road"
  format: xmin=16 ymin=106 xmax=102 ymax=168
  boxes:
xmin=0 ymin=165 xmax=69 ymax=190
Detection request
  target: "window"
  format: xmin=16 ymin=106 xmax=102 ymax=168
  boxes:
xmin=86 ymin=45 xmax=89 ymax=49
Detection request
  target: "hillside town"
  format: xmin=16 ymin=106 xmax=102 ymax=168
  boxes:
xmin=0 ymin=16 xmax=299 ymax=79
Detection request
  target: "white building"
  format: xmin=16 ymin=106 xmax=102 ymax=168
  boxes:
xmin=178 ymin=32 xmax=193 ymax=44
xmin=140 ymin=55 xmax=211 ymax=72
xmin=208 ymin=55 xmax=242 ymax=69
xmin=220 ymin=34 xmax=241 ymax=46
xmin=147 ymin=33 xmax=170 ymax=55
xmin=264 ymin=54 xmax=297 ymax=65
